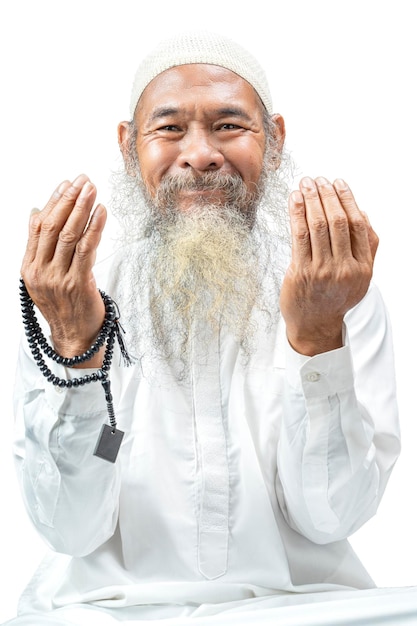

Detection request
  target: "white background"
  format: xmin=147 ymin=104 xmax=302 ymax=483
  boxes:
xmin=0 ymin=0 xmax=415 ymax=622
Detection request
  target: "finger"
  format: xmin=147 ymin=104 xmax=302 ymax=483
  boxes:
xmin=52 ymin=181 xmax=98 ymax=271
xmin=22 ymin=209 xmax=43 ymax=271
xmin=39 ymin=173 xmax=89 ymax=231
xmin=35 ymin=175 xmax=93 ymax=266
xmin=361 ymin=211 xmax=379 ymax=260
xmin=29 ymin=180 xmax=73 ymax=239
xmin=299 ymin=177 xmax=332 ymax=260
xmin=288 ymin=189 xmax=312 ymax=263
xmin=40 ymin=179 xmax=72 ymax=220
xmin=21 ymin=180 xmax=72 ymax=267
xmin=333 ymin=179 xmax=373 ymax=262
xmin=314 ymin=176 xmax=352 ymax=259
xmin=70 ymin=203 xmax=107 ymax=280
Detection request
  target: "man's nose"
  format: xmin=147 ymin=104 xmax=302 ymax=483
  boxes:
xmin=177 ymin=129 xmax=225 ymax=172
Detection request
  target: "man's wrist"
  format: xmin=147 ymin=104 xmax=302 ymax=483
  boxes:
xmin=286 ymin=328 xmax=343 ymax=357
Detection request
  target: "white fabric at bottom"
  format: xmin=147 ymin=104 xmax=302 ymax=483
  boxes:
xmin=4 ymin=587 xmax=417 ymax=625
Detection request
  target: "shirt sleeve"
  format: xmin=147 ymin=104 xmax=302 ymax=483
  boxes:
xmin=13 ymin=332 xmax=122 ymax=557
xmin=276 ymin=282 xmax=401 ymax=544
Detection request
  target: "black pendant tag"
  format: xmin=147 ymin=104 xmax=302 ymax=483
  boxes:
xmin=94 ymin=424 xmax=124 ymax=463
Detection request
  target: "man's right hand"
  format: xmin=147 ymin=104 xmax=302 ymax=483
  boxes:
xmin=21 ymin=174 xmax=107 ymax=367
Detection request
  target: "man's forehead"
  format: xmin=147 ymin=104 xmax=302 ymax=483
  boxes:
xmin=136 ymin=64 xmax=264 ymax=118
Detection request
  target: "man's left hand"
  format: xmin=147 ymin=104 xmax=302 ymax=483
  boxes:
xmin=280 ymin=176 xmax=379 ymax=356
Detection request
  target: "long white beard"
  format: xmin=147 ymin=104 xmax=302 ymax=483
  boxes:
xmin=109 ymin=155 xmax=292 ymax=378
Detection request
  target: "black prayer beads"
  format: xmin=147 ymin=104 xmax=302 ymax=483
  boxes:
xmin=19 ymin=278 xmax=133 ymax=461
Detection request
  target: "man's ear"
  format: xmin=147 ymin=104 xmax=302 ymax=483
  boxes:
xmin=270 ymin=113 xmax=286 ymax=170
xmin=117 ymin=121 xmax=135 ymax=174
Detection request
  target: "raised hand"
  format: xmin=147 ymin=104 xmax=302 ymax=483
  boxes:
xmin=21 ymin=174 xmax=107 ymax=366
xmin=280 ymin=176 xmax=379 ymax=356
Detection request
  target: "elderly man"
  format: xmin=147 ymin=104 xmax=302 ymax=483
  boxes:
xmin=7 ymin=31 xmax=406 ymax=626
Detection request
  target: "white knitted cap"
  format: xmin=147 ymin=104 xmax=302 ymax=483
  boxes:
xmin=129 ymin=31 xmax=273 ymax=117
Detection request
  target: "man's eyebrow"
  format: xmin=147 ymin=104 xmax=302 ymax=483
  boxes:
xmin=215 ymin=107 xmax=252 ymax=121
xmin=148 ymin=106 xmax=253 ymax=122
xmin=149 ymin=107 xmax=181 ymax=121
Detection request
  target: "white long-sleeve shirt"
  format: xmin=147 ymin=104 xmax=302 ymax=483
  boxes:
xmin=12 ymin=255 xmax=400 ymax=617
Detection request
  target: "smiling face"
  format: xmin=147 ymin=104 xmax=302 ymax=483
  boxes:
xmin=112 ymin=65 xmax=290 ymax=369
xmin=118 ymin=64 xmax=285 ymax=213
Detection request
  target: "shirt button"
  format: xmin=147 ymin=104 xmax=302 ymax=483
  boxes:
xmin=306 ymin=371 xmax=321 ymax=382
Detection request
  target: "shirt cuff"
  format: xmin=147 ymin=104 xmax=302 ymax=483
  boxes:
xmin=43 ymin=360 xmax=108 ymax=418
xmin=285 ymin=334 xmax=355 ymax=399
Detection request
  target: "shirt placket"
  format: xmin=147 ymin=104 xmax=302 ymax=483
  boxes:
xmin=192 ymin=329 xmax=230 ymax=580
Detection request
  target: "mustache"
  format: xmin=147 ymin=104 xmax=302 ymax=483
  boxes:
xmin=153 ymin=170 xmax=257 ymax=211
xmin=160 ymin=170 xmax=243 ymax=191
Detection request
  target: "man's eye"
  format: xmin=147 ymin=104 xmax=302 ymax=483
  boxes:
xmin=159 ymin=125 xmax=180 ymax=132
xmin=220 ymin=123 xmax=240 ymax=130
